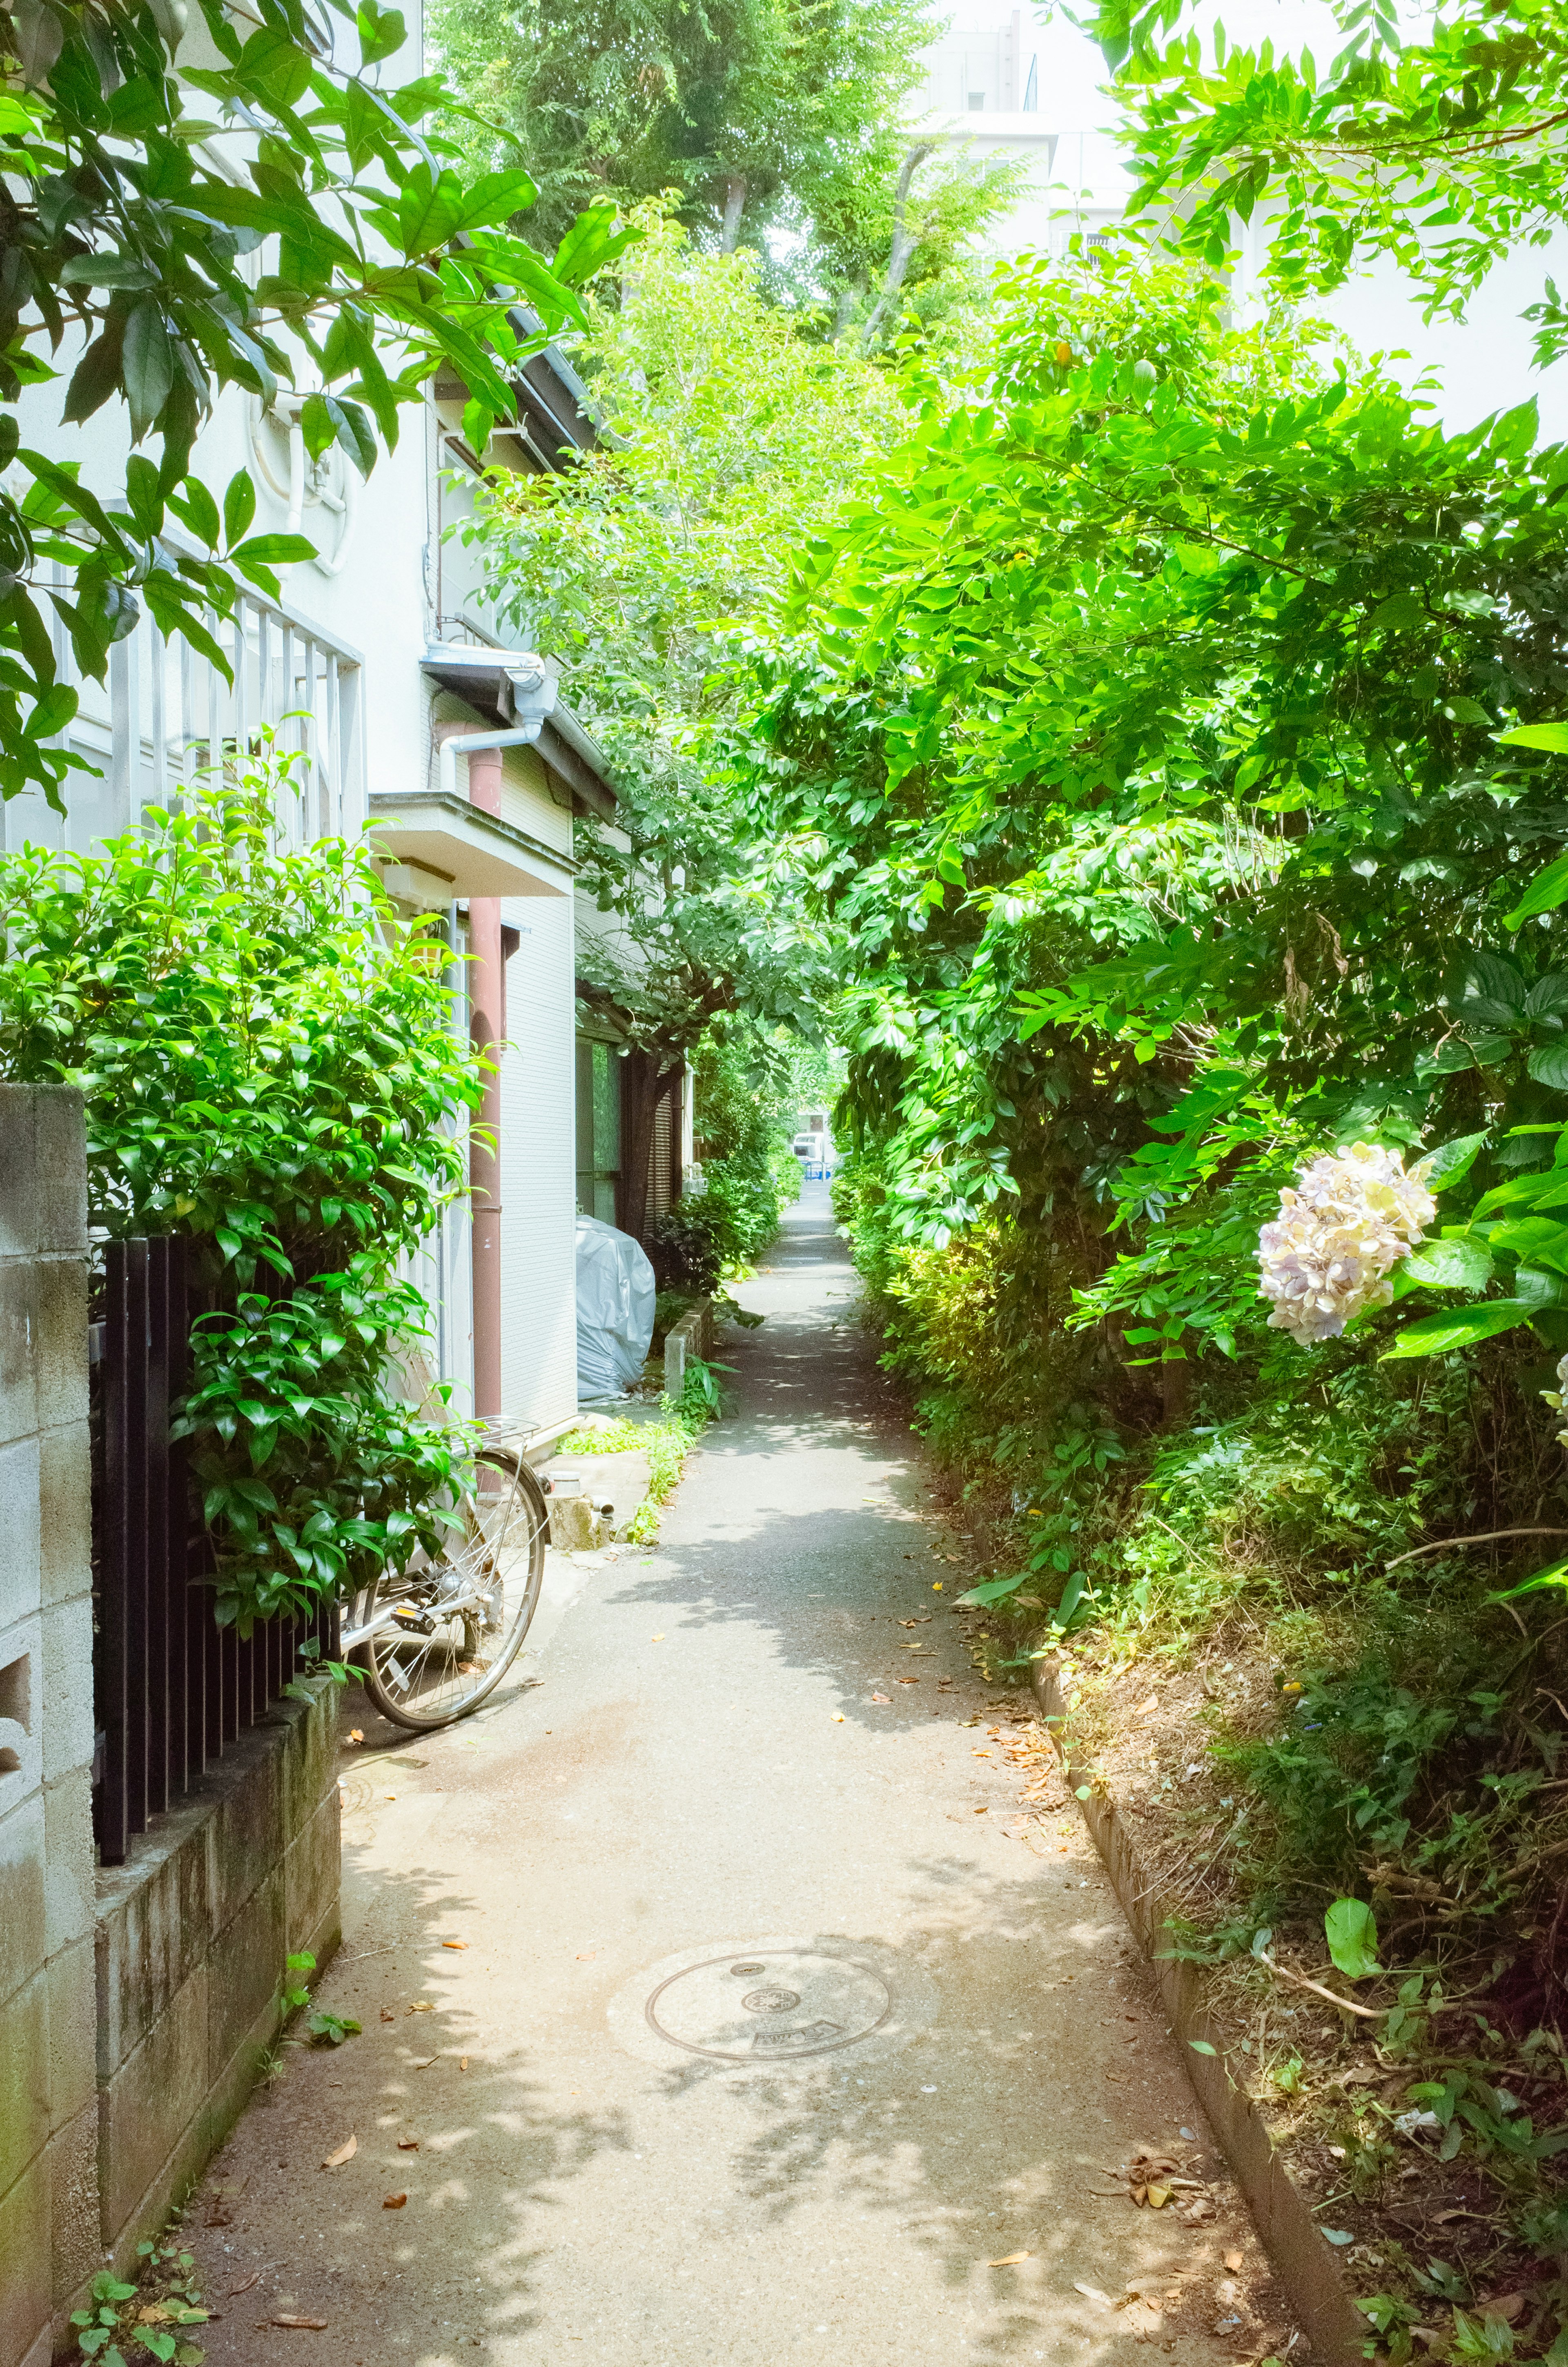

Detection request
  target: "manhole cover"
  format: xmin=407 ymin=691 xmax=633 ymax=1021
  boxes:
xmin=645 ymin=1949 xmax=891 ymax=2063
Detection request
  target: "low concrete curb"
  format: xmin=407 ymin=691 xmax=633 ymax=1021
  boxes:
xmin=1031 ymin=1657 xmax=1365 ymax=2367
xmin=662 ymin=1296 xmax=714 ymax=1401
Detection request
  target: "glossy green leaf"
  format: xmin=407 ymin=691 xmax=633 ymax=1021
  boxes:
xmin=1381 ymin=1300 xmax=1538 ymax=1359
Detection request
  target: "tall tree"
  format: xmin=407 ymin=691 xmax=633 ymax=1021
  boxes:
xmin=456 ymin=209 xmax=900 ymax=1152
xmin=427 ymin=0 xmax=1020 ymax=320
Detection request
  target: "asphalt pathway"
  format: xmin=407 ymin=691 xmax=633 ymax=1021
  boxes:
xmin=183 ymin=1184 xmax=1273 ymax=2365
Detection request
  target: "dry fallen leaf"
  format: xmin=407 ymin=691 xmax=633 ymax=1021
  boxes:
xmin=321 ymin=2136 xmax=356 ymax=2170
xmin=987 ymin=2252 xmax=1031 ymax=2267
xmin=871 ymin=1693 xmax=891 ymax=1704
xmin=576 ymin=1951 xmax=595 ymax=1961
xmin=1484 ymin=2295 xmax=1527 ymax=2325
xmin=383 ymin=1793 xmax=396 ymax=1802
xmin=1147 ymin=2184 xmax=1171 ymax=2209
xmin=226 ymin=2272 xmax=261 ymax=2298
xmin=972 ymin=1805 xmax=987 ymax=1814
xmin=408 ymin=2001 xmax=433 ymax=2013
xmin=397 ymin=2137 xmax=419 ymax=2151
xmin=832 ymin=1713 xmax=844 ymax=1722
xmin=1122 ymin=2298 xmax=1164 ymax=2337
xmin=410 ymin=2056 xmax=436 ymax=2069
xmin=1074 ymin=2282 xmax=1112 ymax=2305
xmin=1224 ymin=2251 xmax=1243 ymax=2273
xmin=1136 ymin=1694 xmax=1160 ymax=1715
xmin=460 ymin=2055 xmax=469 ymax=2070
xmin=272 ymin=2315 xmax=329 ymax=2331
xmin=346 ymin=1729 xmax=363 ymax=1744
xmin=897 ymin=1677 xmax=919 ymax=1685
xmin=442 ymin=1940 xmax=468 ymax=1951
xmin=383 ymin=2193 xmax=407 ymax=2211
xmin=379 ymin=2007 xmax=394 ymax=2022
xmin=651 ymin=1633 xmax=664 ymax=1642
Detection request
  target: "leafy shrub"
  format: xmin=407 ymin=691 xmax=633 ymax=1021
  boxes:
xmin=0 ymin=742 xmax=482 ymax=1631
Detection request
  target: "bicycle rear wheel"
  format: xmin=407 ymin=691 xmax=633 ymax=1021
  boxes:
xmin=356 ymin=1449 xmax=547 ymax=1731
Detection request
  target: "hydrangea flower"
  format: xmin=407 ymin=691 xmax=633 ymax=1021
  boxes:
xmin=1541 ymin=1353 xmax=1568 ymax=1447
xmin=1256 ymin=1142 xmax=1437 ymax=1345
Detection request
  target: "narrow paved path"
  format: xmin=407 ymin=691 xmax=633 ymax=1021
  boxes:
xmin=185 ymin=1186 xmax=1269 ymax=2364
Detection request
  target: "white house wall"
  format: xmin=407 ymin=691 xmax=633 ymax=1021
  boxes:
xmin=490 ymin=741 xmax=578 ymax=1423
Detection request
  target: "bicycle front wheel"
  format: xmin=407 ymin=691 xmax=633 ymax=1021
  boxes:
xmin=356 ymin=1449 xmax=547 ymax=1731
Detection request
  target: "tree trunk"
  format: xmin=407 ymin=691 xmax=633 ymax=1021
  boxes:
xmin=829 ymin=275 xmax=866 ymax=343
xmin=720 ymin=175 xmax=747 ymax=252
xmin=619 ymin=1050 xmax=684 ymax=1247
xmin=859 ymin=143 xmax=933 ymax=350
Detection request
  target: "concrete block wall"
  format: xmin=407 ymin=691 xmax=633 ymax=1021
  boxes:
xmin=0 ymin=1086 xmax=341 ymax=2364
xmin=0 ymin=1087 xmax=98 ymax=2367
xmin=94 ymin=1679 xmax=341 ymax=2277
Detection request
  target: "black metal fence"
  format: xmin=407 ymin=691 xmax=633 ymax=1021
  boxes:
xmin=91 ymin=1235 xmax=333 ymax=1866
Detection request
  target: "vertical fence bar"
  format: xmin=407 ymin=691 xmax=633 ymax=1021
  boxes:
xmin=166 ymin=1236 xmax=190 ymax=1795
xmin=124 ymin=1241 xmax=150 ymax=1837
xmin=144 ymin=1239 xmax=172 ymax=1818
xmin=96 ymin=1244 xmax=131 ymax=1866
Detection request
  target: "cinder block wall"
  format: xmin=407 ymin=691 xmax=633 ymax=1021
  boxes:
xmin=0 ymin=1088 xmax=100 ymax=2367
xmin=94 ymin=1679 xmax=341 ymax=2280
xmin=0 ymin=1087 xmax=341 ymax=2365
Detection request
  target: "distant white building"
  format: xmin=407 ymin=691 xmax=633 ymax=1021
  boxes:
xmin=917 ymin=0 xmax=1568 ymax=441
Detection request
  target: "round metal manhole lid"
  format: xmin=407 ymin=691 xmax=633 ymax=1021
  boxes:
xmin=645 ymin=1948 xmax=891 ymax=2064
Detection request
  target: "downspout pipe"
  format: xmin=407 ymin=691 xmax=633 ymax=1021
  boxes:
xmin=439 ymin=659 xmax=557 ymax=1421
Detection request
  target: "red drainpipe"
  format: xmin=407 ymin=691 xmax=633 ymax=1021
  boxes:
xmin=439 ymin=730 xmax=505 ymax=1420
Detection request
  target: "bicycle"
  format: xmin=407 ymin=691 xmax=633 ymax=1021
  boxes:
xmin=339 ymin=1422 xmax=549 ymax=1732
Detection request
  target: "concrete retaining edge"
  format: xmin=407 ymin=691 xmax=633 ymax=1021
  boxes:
xmin=662 ymin=1296 xmax=714 ymax=1402
xmin=1031 ymin=1655 xmax=1365 ymax=2367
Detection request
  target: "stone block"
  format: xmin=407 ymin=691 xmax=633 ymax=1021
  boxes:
xmin=0 ymin=1791 xmax=45 ymax=2013
xmin=0 ymin=1610 xmax=42 ymax=1825
xmin=0 ymin=2148 xmax=49 ymax=2367
xmin=47 ymin=2097 xmax=99 ymax=2310
xmin=207 ymin=1865 xmax=284 ymax=2073
xmin=0 ymin=1963 xmax=48 ymax=2204
xmin=209 ymin=1723 xmax=284 ymax=1933
xmin=38 ymin=1422 xmax=90 ymax=1610
xmin=0 ymin=1438 xmax=41 ymax=1635
xmin=0 ymin=1263 xmax=36 ymax=1451
xmin=548 ymin=1492 xmax=610 ymax=1551
xmin=47 ymin=1937 xmax=96 ymax=2133
xmin=283 ymin=1787 xmax=341 ymax=1958
xmin=96 ymin=1800 xmax=214 ymax=2075
xmin=279 ymin=1679 xmax=336 ymax=1840
xmin=39 ymin=1595 xmax=94 ymax=1786
xmin=27 ymin=1089 xmax=87 ymax=1258
xmin=0 ymin=1087 xmax=84 ymax=1265
xmin=97 ymin=1963 xmax=209 ymax=2242
xmin=43 ymin=1770 xmax=94 ymax=1960
xmin=31 ymin=1256 xmax=87 ymax=1436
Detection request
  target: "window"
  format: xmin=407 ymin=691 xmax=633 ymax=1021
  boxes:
xmin=575 ymin=1038 xmax=622 ymax=1223
xmin=967 ymin=90 xmax=986 ymax=109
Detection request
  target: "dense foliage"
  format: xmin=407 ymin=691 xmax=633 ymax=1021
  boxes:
xmin=2 ymin=0 xmax=621 ymax=812
xmin=463 ymin=211 xmax=902 ymax=1072
xmin=653 ymin=1018 xmax=803 ymax=1288
xmin=0 ymin=744 xmax=481 ymax=1630
xmin=744 ymin=234 xmax=1568 ymax=2105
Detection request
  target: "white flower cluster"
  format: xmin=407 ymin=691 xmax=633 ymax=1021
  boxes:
xmin=1542 ymin=1353 xmax=1568 ymax=1447
xmin=1256 ymin=1142 xmax=1436 ymax=1345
